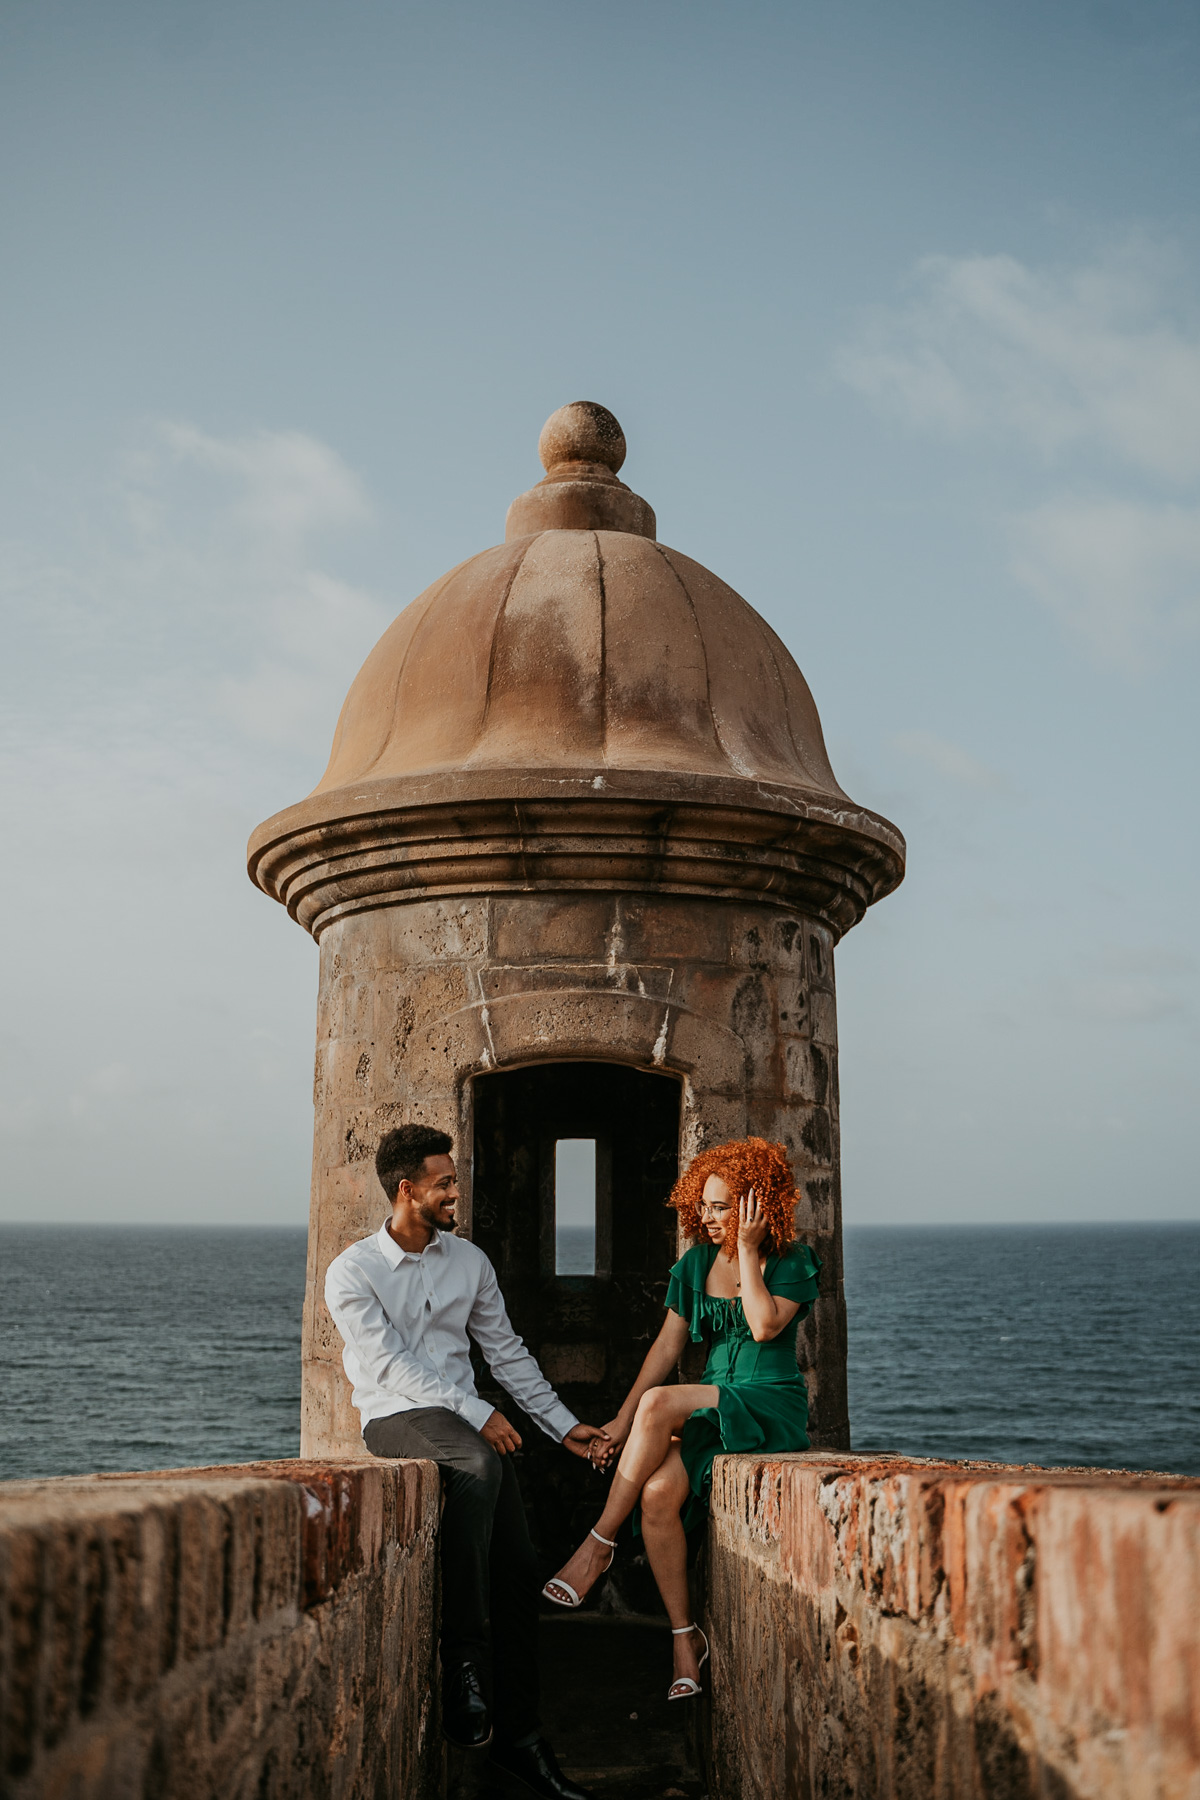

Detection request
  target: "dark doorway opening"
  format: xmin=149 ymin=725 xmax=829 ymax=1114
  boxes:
xmin=471 ymin=1060 xmax=681 ymax=1610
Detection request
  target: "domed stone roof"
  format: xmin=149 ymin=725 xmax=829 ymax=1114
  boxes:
xmin=248 ymin=404 xmax=904 ymax=938
xmin=315 ymin=529 xmax=847 ymax=801
xmin=315 ymin=401 xmax=842 ymax=800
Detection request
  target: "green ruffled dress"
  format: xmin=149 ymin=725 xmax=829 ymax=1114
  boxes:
xmin=665 ymin=1240 xmax=822 ymax=1532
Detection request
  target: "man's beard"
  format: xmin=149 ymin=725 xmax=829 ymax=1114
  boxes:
xmin=417 ymin=1199 xmax=451 ymax=1231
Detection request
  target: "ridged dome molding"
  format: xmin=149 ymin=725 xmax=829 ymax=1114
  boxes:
xmin=247 ymin=767 xmax=905 ymax=941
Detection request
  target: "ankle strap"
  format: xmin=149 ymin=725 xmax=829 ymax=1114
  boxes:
xmin=671 ymin=1623 xmax=698 ymax=1634
xmin=589 ymin=1528 xmax=617 ymax=1547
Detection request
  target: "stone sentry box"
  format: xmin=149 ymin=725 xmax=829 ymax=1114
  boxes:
xmin=247 ymin=402 xmax=904 ymax=1565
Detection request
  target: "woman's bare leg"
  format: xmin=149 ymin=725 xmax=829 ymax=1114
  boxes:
xmin=543 ymin=1385 xmax=717 ymax=1605
xmin=639 ymin=1443 xmax=706 ymax=1688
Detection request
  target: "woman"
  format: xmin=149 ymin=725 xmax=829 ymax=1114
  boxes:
xmin=542 ymin=1137 xmax=821 ymax=1701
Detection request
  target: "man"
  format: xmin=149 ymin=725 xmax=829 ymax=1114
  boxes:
xmin=325 ymin=1122 xmax=604 ymax=1800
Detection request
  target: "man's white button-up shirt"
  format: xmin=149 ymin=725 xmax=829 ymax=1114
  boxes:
xmin=324 ymin=1223 xmax=578 ymax=1441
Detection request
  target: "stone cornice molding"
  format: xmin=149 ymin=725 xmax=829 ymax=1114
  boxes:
xmin=247 ymin=768 xmax=905 ymax=941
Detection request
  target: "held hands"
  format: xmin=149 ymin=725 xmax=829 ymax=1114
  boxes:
xmin=481 ymin=1409 xmax=523 ymax=1455
xmin=482 ymin=1415 xmax=612 ymax=1463
xmin=738 ymin=1187 xmax=769 ymax=1251
xmin=562 ymin=1423 xmax=610 ymax=1462
xmin=584 ymin=1415 xmax=629 ymax=1471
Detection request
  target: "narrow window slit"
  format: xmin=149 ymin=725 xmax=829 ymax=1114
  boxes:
xmin=554 ymin=1138 xmax=597 ymax=1276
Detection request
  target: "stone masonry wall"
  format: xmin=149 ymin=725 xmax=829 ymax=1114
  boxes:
xmin=303 ymin=891 xmax=848 ymax=1460
xmin=705 ymin=1451 xmax=1200 ymax=1800
xmin=0 ymin=1457 xmax=441 ymax=1800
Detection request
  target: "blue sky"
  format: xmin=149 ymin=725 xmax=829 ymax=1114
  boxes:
xmin=1 ymin=0 xmax=1197 ymax=1223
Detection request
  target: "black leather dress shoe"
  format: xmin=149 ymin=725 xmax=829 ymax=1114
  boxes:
xmin=442 ymin=1661 xmax=492 ymax=1748
xmin=489 ymin=1736 xmax=594 ymax=1800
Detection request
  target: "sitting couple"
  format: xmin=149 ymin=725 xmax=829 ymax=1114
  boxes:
xmin=325 ymin=1122 xmax=820 ymax=1800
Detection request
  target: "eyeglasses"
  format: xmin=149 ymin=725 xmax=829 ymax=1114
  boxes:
xmin=698 ymin=1202 xmax=731 ymax=1217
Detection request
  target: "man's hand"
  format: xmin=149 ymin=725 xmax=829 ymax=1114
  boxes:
xmin=480 ymin=1409 xmax=522 ymax=1455
xmin=562 ymin=1423 xmax=609 ymax=1462
xmin=590 ymin=1415 xmax=630 ymax=1469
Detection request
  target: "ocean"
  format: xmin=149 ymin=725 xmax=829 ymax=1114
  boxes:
xmin=845 ymin=1223 xmax=1199 ymax=1474
xmin=1 ymin=1223 xmax=1196 ymax=1482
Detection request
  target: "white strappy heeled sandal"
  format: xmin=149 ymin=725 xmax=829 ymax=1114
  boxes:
xmin=540 ymin=1528 xmax=617 ymax=1608
xmin=667 ymin=1623 xmax=710 ymax=1700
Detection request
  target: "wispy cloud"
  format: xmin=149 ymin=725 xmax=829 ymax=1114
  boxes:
xmin=837 ymin=243 xmax=1200 ymax=481
xmin=0 ymin=421 xmax=388 ymax=1209
xmin=1 ymin=421 xmax=390 ymax=752
xmin=1012 ymin=495 xmax=1200 ymax=664
xmin=119 ymin=423 xmax=390 ymax=749
xmin=838 ymin=241 xmax=1200 ymax=666
xmin=160 ymin=423 xmax=371 ymax=544
xmin=893 ymin=728 xmax=1009 ymax=790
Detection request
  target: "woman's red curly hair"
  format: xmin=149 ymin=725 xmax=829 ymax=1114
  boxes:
xmin=668 ymin=1137 xmax=800 ymax=1258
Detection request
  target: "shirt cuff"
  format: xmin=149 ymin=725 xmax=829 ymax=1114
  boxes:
xmin=460 ymin=1394 xmax=496 ymax=1433
xmin=543 ymin=1401 xmax=580 ymax=1443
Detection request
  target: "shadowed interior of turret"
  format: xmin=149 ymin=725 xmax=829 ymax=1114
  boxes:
xmin=471 ymin=1061 xmax=684 ymax=1617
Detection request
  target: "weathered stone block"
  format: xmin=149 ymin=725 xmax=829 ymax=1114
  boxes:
xmin=805 ymin=924 xmax=834 ymax=987
xmin=775 ymin=973 xmax=810 ymax=1036
xmin=480 ymin=962 xmax=674 ymax=1000
xmin=707 ymin=1453 xmax=1200 ymax=1800
xmin=664 ymin=1008 xmax=745 ymax=1092
xmin=381 ymin=899 xmax=489 ymax=968
xmin=808 ymin=987 xmax=837 ymax=1047
xmin=784 ymin=1040 xmax=831 ymax=1105
xmin=618 ymin=895 xmax=731 ymax=966
xmin=481 ymin=988 xmax=671 ymax=1068
xmin=724 ymin=910 xmax=807 ymax=972
xmin=335 ymin=976 xmax=375 ymax=1045
xmin=680 ymin=1087 xmax=747 ymax=1160
xmin=0 ymin=1462 xmax=441 ymax=1800
xmin=322 ymin=1038 xmax=378 ymax=1103
xmin=491 ymin=895 xmax=615 ymax=962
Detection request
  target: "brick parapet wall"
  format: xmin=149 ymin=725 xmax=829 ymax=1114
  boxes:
xmin=706 ymin=1451 xmax=1200 ymax=1800
xmin=0 ymin=1457 xmax=441 ymax=1800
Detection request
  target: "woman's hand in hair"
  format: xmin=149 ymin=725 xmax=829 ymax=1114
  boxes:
xmin=737 ymin=1188 xmax=769 ymax=1250
xmin=737 ymin=1190 xmax=801 ymax=1342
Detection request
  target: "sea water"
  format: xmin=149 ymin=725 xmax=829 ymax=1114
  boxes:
xmin=1 ymin=1223 xmax=1196 ymax=1482
xmin=845 ymin=1222 xmax=1199 ymax=1475
xmin=0 ymin=1226 xmax=307 ymax=1481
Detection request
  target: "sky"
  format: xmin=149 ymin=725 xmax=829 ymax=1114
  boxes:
xmin=1 ymin=0 xmax=1197 ymax=1226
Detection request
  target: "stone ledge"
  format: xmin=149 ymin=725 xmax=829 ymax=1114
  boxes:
xmin=706 ymin=1450 xmax=1200 ymax=1800
xmin=0 ymin=1457 xmax=441 ymax=1800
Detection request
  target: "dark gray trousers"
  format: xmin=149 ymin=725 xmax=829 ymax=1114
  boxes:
xmin=363 ymin=1406 xmax=540 ymax=1744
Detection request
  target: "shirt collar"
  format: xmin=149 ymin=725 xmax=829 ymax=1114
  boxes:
xmin=375 ymin=1221 xmax=444 ymax=1268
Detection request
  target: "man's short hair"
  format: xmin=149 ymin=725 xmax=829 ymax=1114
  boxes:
xmin=375 ymin=1124 xmax=453 ymax=1202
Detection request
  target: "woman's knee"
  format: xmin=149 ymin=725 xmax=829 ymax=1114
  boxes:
xmin=635 ymin=1385 xmax=674 ymax=1425
xmin=641 ymin=1465 xmax=685 ymax=1520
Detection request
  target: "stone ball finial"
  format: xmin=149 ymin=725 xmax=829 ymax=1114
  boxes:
xmin=538 ymin=401 xmax=627 ymax=475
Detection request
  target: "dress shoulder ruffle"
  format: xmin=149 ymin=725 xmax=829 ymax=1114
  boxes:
xmin=665 ymin=1240 xmax=822 ymax=1339
xmin=665 ymin=1244 xmax=714 ymax=1343
xmin=768 ymin=1242 xmax=822 ymax=1315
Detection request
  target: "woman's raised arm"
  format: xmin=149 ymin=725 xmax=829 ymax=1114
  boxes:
xmin=596 ymin=1309 xmax=690 ymax=1460
xmin=737 ymin=1191 xmax=802 ymax=1343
